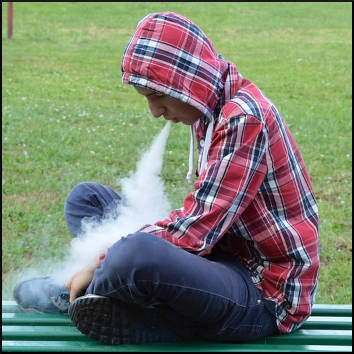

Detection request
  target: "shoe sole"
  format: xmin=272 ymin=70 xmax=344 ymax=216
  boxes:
xmin=68 ymin=295 xmax=134 ymax=345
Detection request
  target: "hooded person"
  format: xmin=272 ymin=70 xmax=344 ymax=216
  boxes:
xmin=14 ymin=12 xmax=320 ymax=345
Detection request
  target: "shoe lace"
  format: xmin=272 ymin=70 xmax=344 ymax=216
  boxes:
xmin=51 ymin=292 xmax=70 ymax=312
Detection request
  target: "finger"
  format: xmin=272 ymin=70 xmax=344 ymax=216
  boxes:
xmin=69 ymin=279 xmax=81 ymax=303
xmin=65 ymin=278 xmax=72 ymax=291
xmin=69 ymin=287 xmax=80 ymax=303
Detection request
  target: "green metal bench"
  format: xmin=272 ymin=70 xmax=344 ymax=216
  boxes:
xmin=2 ymin=301 xmax=352 ymax=352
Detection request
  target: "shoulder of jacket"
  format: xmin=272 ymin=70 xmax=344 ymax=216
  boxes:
xmin=219 ymin=90 xmax=275 ymax=124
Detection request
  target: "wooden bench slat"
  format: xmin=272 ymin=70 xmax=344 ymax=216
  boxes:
xmin=2 ymin=325 xmax=352 ymax=346
xmin=2 ymin=325 xmax=89 ymax=340
xmin=311 ymin=304 xmax=352 ymax=316
xmin=261 ymin=329 xmax=352 ymax=346
xmin=2 ymin=313 xmax=72 ymax=326
xmin=2 ymin=340 xmax=353 ymax=352
xmin=3 ymin=312 xmax=352 ymax=329
xmin=301 ymin=316 xmax=352 ymax=330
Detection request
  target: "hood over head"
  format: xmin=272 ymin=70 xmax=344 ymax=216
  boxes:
xmin=121 ymin=12 xmax=242 ymax=181
xmin=121 ymin=12 xmax=241 ymax=122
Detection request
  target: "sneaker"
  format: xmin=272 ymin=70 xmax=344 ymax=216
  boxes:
xmin=13 ymin=276 xmax=70 ymax=314
xmin=69 ymin=294 xmax=182 ymax=345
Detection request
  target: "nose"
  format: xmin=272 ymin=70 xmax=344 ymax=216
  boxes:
xmin=148 ymin=100 xmax=165 ymax=118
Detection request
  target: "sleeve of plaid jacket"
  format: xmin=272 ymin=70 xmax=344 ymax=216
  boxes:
xmin=139 ymin=114 xmax=268 ymax=255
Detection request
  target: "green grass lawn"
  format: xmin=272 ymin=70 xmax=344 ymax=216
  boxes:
xmin=2 ymin=2 xmax=352 ymax=304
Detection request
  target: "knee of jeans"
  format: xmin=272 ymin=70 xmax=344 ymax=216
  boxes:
xmin=103 ymin=232 xmax=164 ymax=280
xmin=65 ymin=182 xmax=97 ymax=205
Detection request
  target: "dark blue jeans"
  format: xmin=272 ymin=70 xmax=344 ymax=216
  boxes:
xmin=64 ymin=182 xmax=278 ymax=342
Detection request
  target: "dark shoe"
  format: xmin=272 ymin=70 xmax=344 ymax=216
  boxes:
xmin=69 ymin=294 xmax=182 ymax=345
xmin=13 ymin=276 xmax=70 ymax=314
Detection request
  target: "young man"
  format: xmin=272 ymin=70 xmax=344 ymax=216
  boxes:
xmin=14 ymin=12 xmax=320 ymax=344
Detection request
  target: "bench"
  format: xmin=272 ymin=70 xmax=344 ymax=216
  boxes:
xmin=2 ymin=301 xmax=352 ymax=352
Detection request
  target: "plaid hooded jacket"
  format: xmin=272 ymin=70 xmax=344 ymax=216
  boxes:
xmin=121 ymin=12 xmax=320 ymax=334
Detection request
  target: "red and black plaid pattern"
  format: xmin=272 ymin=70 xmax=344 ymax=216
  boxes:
xmin=122 ymin=12 xmax=229 ymax=120
xmin=121 ymin=12 xmax=319 ymax=334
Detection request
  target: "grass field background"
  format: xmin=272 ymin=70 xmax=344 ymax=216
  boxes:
xmin=2 ymin=2 xmax=352 ymax=304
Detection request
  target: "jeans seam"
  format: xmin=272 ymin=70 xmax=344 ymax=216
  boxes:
xmin=144 ymin=280 xmax=246 ymax=308
xmin=104 ymin=280 xmax=246 ymax=309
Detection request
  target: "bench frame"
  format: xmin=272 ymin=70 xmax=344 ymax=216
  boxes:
xmin=2 ymin=302 xmax=352 ymax=352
